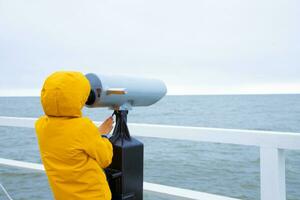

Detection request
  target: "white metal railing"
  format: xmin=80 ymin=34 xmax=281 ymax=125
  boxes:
xmin=1 ymin=116 xmax=300 ymax=200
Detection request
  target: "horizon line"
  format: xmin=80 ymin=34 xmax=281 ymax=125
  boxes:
xmin=0 ymin=92 xmax=299 ymax=97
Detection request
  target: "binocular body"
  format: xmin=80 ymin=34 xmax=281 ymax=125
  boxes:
xmin=85 ymin=73 xmax=167 ymax=110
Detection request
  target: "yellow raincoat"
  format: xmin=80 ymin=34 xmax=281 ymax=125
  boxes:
xmin=35 ymin=71 xmax=113 ymax=200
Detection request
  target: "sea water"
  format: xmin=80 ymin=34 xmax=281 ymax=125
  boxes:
xmin=0 ymin=95 xmax=299 ymax=200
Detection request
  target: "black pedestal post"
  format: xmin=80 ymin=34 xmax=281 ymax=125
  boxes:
xmin=105 ymin=110 xmax=144 ymax=200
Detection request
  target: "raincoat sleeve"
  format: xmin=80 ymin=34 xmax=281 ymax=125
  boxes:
xmin=82 ymin=118 xmax=113 ymax=168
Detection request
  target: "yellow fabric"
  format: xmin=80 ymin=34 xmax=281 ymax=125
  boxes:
xmin=35 ymin=72 xmax=113 ymax=200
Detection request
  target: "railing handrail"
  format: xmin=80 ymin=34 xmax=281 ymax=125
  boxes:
xmin=1 ymin=116 xmax=300 ymax=150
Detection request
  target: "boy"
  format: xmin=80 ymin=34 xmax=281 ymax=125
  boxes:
xmin=35 ymin=71 xmax=113 ymax=200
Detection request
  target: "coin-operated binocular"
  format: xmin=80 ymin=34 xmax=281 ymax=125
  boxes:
xmin=85 ymin=73 xmax=167 ymax=200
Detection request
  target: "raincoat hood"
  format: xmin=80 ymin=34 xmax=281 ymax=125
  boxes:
xmin=41 ymin=71 xmax=90 ymax=117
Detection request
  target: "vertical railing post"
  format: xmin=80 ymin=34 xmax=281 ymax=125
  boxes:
xmin=260 ymin=147 xmax=286 ymax=200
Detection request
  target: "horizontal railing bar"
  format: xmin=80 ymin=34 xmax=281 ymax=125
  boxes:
xmin=144 ymin=182 xmax=239 ymax=200
xmin=1 ymin=116 xmax=300 ymax=150
xmin=0 ymin=116 xmax=36 ymax=128
xmin=0 ymin=158 xmax=239 ymax=200
xmin=0 ymin=158 xmax=44 ymax=171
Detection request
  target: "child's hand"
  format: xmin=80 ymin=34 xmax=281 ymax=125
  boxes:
xmin=98 ymin=116 xmax=114 ymax=134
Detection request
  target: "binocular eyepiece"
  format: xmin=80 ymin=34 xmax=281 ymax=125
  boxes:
xmin=85 ymin=89 xmax=97 ymax=106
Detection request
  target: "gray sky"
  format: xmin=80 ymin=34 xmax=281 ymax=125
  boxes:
xmin=0 ymin=0 xmax=299 ymax=95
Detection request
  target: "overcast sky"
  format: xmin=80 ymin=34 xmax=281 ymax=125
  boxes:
xmin=0 ymin=0 xmax=299 ymax=95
